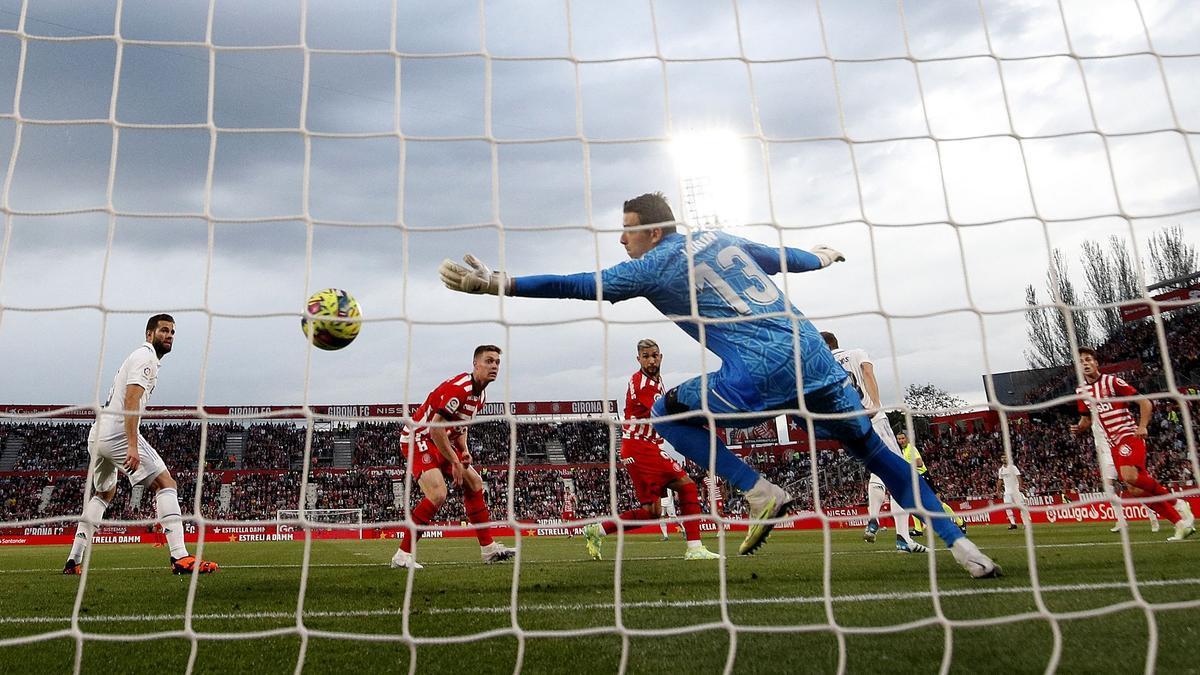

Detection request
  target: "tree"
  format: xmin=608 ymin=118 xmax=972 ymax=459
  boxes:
xmin=1146 ymin=225 xmax=1197 ymax=289
xmin=1023 ymin=249 xmax=1095 ymax=368
xmin=1080 ymin=239 xmax=1121 ymax=340
xmin=1024 ymin=285 xmax=1060 ymax=369
xmin=1108 ymin=234 xmax=1142 ymax=303
xmin=903 ymin=382 xmax=967 ymax=413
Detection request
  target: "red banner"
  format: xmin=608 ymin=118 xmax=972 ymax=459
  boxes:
xmin=5 ymin=493 xmax=1193 ymax=546
xmin=1119 ymin=283 xmax=1200 ymax=322
xmin=0 ymin=400 xmax=618 ymax=420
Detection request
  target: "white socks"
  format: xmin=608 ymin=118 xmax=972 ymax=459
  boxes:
xmin=1113 ymin=497 xmax=1129 ymax=527
xmin=867 ymin=481 xmax=885 ymax=521
xmin=155 ymin=487 xmax=189 ymax=559
xmin=891 ymin=497 xmax=910 ymax=543
xmin=68 ymin=495 xmax=109 ymax=562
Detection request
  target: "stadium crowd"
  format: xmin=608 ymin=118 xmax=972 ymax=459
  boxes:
xmin=3 ymin=310 xmax=1196 ymax=524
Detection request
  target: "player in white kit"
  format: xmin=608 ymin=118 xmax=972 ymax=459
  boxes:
xmin=995 ymin=463 xmax=1028 ymax=529
xmin=821 ymin=332 xmax=926 ymax=553
xmin=63 ymin=315 xmax=218 ymax=576
xmin=1093 ymin=423 xmax=1159 ymax=533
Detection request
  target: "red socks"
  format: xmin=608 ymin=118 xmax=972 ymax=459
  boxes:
xmin=402 ymin=497 xmax=442 ymax=553
xmin=463 ymin=487 xmax=495 ymax=547
xmin=676 ymin=482 xmax=702 ymax=543
xmin=602 ymin=508 xmax=654 ymax=535
xmin=1129 ymin=471 xmax=1181 ymax=523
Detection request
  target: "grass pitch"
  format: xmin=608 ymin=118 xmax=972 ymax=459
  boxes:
xmin=1 ymin=524 xmax=1198 ymax=673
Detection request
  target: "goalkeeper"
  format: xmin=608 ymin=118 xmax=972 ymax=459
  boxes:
xmin=439 ymin=192 xmax=999 ymax=577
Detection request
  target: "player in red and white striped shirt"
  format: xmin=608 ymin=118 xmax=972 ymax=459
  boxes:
xmin=1070 ymin=347 xmax=1194 ymax=541
xmin=390 ymin=345 xmax=516 ymax=569
xmin=582 ymin=339 xmax=720 ymax=560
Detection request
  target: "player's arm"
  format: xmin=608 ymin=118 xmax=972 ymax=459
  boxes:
xmin=995 ymin=473 xmax=1004 ymax=496
xmin=438 ymin=254 xmax=653 ymax=303
xmin=741 ymin=239 xmax=844 ymax=274
xmin=122 ymin=383 xmax=144 ymax=472
xmin=453 ymin=430 xmax=472 ymax=465
xmin=1071 ymin=413 xmax=1091 ymax=435
xmin=860 ymin=361 xmax=882 ymax=413
xmin=1070 ymin=395 xmax=1092 ymax=435
xmin=429 ymin=413 xmax=465 ymax=486
xmin=912 ymin=451 xmax=926 ymax=471
xmin=1134 ymin=398 xmax=1153 ymax=438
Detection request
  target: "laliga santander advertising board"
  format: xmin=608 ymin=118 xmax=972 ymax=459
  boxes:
xmin=4 ymin=492 xmax=1195 ymax=546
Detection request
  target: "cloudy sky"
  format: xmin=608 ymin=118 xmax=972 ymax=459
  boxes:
xmin=0 ymin=0 xmax=1197 ymax=414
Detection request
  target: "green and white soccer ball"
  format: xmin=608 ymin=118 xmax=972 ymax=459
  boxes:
xmin=301 ymin=288 xmax=362 ymax=351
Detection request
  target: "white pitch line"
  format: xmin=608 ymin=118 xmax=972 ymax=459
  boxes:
xmin=2 ymin=577 xmax=1199 ymax=626
xmin=0 ymin=555 xmax=685 ymax=574
xmin=0 ymin=538 xmax=1190 ymax=574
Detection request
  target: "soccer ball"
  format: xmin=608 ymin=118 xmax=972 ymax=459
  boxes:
xmin=301 ymin=288 xmax=361 ymax=351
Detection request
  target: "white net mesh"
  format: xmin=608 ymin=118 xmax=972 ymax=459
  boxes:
xmin=1 ymin=0 xmax=1199 ymax=672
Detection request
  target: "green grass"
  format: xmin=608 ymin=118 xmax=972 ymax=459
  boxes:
xmin=2 ymin=525 xmax=1198 ymax=673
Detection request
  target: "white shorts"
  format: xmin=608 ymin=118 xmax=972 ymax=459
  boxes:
xmin=872 ymin=414 xmax=903 ymax=457
xmin=1100 ymin=461 xmax=1118 ymax=481
xmin=660 ymin=491 xmax=677 ymax=517
xmin=867 ymin=415 xmax=902 ymax=492
xmin=89 ymin=432 xmax=168 ymax=493
xmin=1002 ymin=491 xmax=1025 ymax=506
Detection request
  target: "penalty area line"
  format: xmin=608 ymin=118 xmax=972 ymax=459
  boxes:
xmin=2 ymin=577 xmax=1199 ymax=625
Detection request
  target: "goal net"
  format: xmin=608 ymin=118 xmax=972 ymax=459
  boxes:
xmin=276 ymin=509 xmax=363 ymax=540
xmin=1 ymin=0 xmax=1198 ymax=672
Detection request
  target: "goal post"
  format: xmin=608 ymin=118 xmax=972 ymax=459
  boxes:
xmin=276 ymin=508 xmax=363 ymax=540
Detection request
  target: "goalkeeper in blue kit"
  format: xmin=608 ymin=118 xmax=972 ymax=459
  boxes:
xmin=439 ymin=192 xmax=999 ymax=577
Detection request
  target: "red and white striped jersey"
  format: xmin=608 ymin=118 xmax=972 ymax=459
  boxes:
xmin=1076 ymin=374 xmax=1140 ymax=445
xmin=622 ymin=370 xmax=663 ymax=444
xmin=562 ymin=491 xmax=577 ymax=512
xmin=401 ymin=372 xmax=484 ymax=444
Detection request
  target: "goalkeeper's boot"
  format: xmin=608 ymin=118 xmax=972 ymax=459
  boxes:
xmin=390 ymin=549 xmax=423 ymax=570
xmin=950 ymin=538 xmax=1001 ymax=579
xmin=62 ymin=559 xmax=82 ymax=576
xmin=481 ymin=541 xmax=516 ymax=564
xmin=683 ymin=546 xmax=721 ymax=560
xmin=1007 ymin=523 xmax=1018 ymax=530
xmin=582 ymin=523 xmax=603 ymax=560
xmin=738 ymin=478 xmax=794 ymax=556
xmin=863 ymin=519 xmax=879 ymax=543
xmin=172 ymin=555 xmax=219 ymax=575
xmin=1110 ymin=523 xmax=1125 ymax=533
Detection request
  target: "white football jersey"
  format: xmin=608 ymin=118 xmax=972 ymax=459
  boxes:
xmin=998 ymin=464 xmax=1022 ymax=493
xmin=92 ymin=342 xmax=159 ymax=438
xmin=831 ymin=348 xmax=879 ymax=411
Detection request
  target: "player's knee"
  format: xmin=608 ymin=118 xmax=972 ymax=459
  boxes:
xmin=96 ymin=487 xmax=116 ymax=502
xmin=151 ymin=471 xmax=177 ymax=492
xmin=426 ymin=487 xmax=448 ymax=505
xmin=659 ymin=386 xmax=692 ymax=418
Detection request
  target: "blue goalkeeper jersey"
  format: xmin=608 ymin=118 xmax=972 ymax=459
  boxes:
xmin=512 ymin=230 xmax=847 ymax=403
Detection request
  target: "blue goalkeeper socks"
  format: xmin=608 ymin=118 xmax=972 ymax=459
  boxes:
xmin=652 ymin=415 xmax=760 ymax=492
